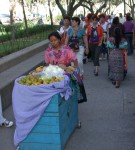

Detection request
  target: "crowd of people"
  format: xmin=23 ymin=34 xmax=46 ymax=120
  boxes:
xmin=0 ymin=12 xmax=135 ymax=129
xmin=57 ymin=12 xmax=134 ymax=86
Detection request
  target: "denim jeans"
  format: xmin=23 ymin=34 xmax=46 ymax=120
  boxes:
xmin=125 ymin=33 xmax=133 ymax=55
xmin=0 ymin=98 xmax=5 ymax=124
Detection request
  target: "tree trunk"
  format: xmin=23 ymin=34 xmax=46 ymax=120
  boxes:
xmin=10 ymin=9 xmax=15 ymax=40
xmin=96 ymin=0 xmax=108 ymax=14
xmin=9 ymin=2 xmax=15 ymax=40
xmin=49 ymin=7 xmax=53 ymax=26
xmin=123 ymin=0 xmax=126 ymax=15
xmin=133 ymin=4 xmax=135 ymax=21
xmin=48 ymin=0 xmax=53 ymax=26
xmin=22 ymin=0 xmax=28 ymax=35
xmin=83 ymin=7 xmax=86 ymax=16
xmin=55 ymin=0 xmax=77 ymax=18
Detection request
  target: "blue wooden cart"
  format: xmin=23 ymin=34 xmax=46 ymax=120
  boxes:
xmin=19 ymin=81 xmax=79 ymax=150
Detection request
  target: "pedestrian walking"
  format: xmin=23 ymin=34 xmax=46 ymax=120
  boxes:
xmin=109 ymin=17 xmax=124 ymax=37
xmin=58 ymin=16 xmax=71 ymax=44
xmin=86 ymin=15 xmax=103 ymax=76
xmin=107 ymin=27 xmax=128 ymax=88
xmin=123 ymin=15 xmax=134 ymax=55
xmin=65 ymin=17 xmax=89 ymax=78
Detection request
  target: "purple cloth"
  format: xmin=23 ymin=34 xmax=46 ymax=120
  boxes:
xmin=123 ymin=21 xmax=134 ymax=33
xmin=12 ymin=75 xmax=71 ymax=146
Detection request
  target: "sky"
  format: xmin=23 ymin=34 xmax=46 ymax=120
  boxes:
xmin=0 ymin=0 xmax=10 ymax=14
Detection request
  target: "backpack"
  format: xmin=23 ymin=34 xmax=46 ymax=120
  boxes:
xmin=89 ymin=27 xmax=99 ymax=43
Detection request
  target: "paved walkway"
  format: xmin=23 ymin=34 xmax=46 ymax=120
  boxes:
xmin=0 ymin=55 xmax=135 ymax=150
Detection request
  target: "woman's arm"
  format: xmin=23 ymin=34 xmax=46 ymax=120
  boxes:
xmin=72 ymin=59 xmax=78 ymax=68
xmin=65 ymin=34 xmax=70 ymax=46
xmin=98 ymin=27 xmax=104 ymax=46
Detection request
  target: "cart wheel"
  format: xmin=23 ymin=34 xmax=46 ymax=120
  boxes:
xmin=77 ymin=121 xmax=81 ymax=129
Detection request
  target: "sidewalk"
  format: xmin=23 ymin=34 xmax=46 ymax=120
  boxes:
xmin=0 ymin=55 xmax=135 ymax=150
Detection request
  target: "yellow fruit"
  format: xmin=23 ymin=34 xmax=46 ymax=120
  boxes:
xmin=52 ymin=76 xmax=56 ymax=80
xmin=35 ymin=67 xmax=42 ymax=72
xmin=68 ymin=66 xmax=75 ymax=71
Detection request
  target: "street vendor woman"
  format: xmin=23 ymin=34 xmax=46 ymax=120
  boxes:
xmin=45 ymin=31 xmax=78 ymax=68
xmin=45 ymin=31 xmax=87 ymax=104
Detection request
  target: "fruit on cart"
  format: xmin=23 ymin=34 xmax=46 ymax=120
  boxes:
xmin=68 ymin=66 xmax=75 ymax=71
xmin=18 ymin=74 xmax=64 ymax=86
xmin=42 ymin=76 xmax=64 ymax=84
xmin=35 ymin=66 xmax=44 ymax=72
xmin=18 ymin=74 xmax=42 ymax=86
xmin=58 ymin=65 xmax=75 ymax=72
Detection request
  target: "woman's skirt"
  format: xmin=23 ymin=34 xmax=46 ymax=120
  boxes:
xmin=109 ymin=49 xmax=124 ymax=81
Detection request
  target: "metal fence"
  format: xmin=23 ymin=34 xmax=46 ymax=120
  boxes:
xmin=0 ymin=24 xmax=58 ymax=58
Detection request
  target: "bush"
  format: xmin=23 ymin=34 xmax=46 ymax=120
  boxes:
xmin=0 ymin=24 xmax=56 ymax=42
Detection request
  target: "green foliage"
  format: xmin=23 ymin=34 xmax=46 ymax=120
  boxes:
xmin=54 ymin=15 xmax=63 ymax=20
xmin=0 ymin=24 xmax=54 ymax=42
xmin=0 ymin=24 xmax=59 ymax=57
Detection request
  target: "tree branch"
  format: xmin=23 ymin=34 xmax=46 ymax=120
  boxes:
xmin=96 ymin=0 xmax=108 ymax=14
xmin=81 ymin=3 xmax=94 ymax=14
xmin=55 ymin=0 xmax=67 ymax=16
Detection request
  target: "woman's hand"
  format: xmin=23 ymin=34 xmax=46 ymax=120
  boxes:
xmin=85 ymin=48 xmax=89 ymax=55
xmin=98 ymin=43 xmax=102 ymax=46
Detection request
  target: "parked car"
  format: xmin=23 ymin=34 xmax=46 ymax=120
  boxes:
xmin=0 ymin=14 xmax=10 ymax=24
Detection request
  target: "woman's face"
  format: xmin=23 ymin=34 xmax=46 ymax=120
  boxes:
xmin=100 ymin=17 xmax=105 ymax=23
xmin=49 ymin=36 xmax=61 ymax=48
xmin=64 ymin=19 xmax=70 ymax=26
xmin=71 ymin=20 xmax=78 ymax=27
xmin=93 ymin=18 xmax=98 ymax=26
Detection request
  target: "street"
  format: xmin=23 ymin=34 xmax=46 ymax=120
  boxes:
xmin=0 ymin=55 xmax=135 ymax=150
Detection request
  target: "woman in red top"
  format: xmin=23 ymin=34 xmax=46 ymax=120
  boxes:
xmin=87 ymin=15 xmax=103 ymax=76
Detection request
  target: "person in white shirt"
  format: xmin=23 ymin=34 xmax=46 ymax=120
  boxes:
xmin=58 ymin=16 xmax=71 ymax=44
xmin=119 ymin=13 xmax=125 ymax=24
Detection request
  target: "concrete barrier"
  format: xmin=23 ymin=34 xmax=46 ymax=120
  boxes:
xmin=0 ymin=40 xmax=49 ymax=73
xmin=0 ymin=39 xmax=49 ymax=110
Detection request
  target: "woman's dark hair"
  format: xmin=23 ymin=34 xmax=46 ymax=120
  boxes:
xmin=112 ymin=17 xmax=119 ymax=25
xmin=86 ymin=13 xmax=93 ymax=20
xmin=126 ymin=15 xmax=131 ymax=21
xmin=48 ymin=32 xmax=61 ymax=40
xmin=92 ymin=15 xmax=99 ymax=21
xmin=98 ymin=13 xmax=105 ymax=19
xmin=114 ymin=27 xmax=122 ymax=48
xmin=63 ymin=16 xmax=71 ymax=21
xmin=71 ymin=17 xmax=80 ymax=25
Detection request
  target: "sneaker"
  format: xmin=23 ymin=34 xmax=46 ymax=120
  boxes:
xmin=0 ymin=119 xmax=13 ymax=128
xmin=94 ymin=71 xmax=98 ymax=76
xmin=94 ymin=72 xmax=98 ymax=76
